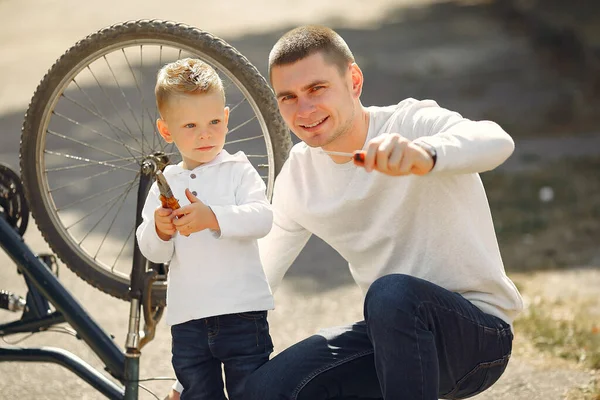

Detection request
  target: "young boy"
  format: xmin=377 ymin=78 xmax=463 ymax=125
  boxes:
xmin=136 ymin=58 xmax=274 ymax=400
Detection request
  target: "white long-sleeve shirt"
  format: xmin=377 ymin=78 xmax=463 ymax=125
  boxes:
xmin=136 ymin=150 xmax=274 ymax=326
xmin=259 ymin=98 xmax=523 ymax=326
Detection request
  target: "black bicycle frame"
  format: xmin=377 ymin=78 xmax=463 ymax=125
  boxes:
xmin=0 ymin=216 xmax=126 ymax=399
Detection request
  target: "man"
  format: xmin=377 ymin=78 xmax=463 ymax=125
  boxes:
xmin=170 ymin=25 xmax=522 ymax=399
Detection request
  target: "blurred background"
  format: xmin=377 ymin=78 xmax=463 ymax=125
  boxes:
xmin=0 ymin=0 xmax=599 ymax=398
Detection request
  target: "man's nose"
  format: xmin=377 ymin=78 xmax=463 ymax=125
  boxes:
xmin=296 ymin=97 xmax=316 ymax=118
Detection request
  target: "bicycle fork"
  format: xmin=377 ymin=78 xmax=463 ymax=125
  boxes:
xmin=124 ymin=157 xmax=168 ymax=400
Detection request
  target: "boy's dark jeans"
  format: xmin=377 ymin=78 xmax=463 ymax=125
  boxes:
xmin=244 ymin=274 xmax=513 ymax=400
xmin=171 ymin=311 xmax=273 ymax=400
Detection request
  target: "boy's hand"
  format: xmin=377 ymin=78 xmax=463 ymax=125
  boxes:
xmin=172 ymin=189 xmax=220 ymax=236
xmin=154 ymin=207 xmax=176 ymax=241
xmin=359 ymin=133 xmax=434 ymax=176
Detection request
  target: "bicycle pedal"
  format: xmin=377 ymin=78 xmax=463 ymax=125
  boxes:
xmin=0 ymin=290 xmax=26 ymax=312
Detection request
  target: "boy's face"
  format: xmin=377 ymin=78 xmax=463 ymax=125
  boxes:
xmin=271 ymin=51 xmax=359 ymax=149
xmin=157 ymin=91 xmax=229 ymax=170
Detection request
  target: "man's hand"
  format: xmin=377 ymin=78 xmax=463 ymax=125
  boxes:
xmin=172 ymin=189 xmax=220 ymax=236
xmin=357 ymin=133 xmax=434 ymax=176
xmin=154 ymin=207 xmax=176 ymax=241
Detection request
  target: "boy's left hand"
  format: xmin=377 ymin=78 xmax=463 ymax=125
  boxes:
xmin=172 ymin=189 xmax=219 ymax=236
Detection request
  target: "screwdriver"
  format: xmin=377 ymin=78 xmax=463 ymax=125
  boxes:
xmin=155 ymin=170 xmax=181 ymax=211
xmin=323 ymin=150 xmax=366 ymax=163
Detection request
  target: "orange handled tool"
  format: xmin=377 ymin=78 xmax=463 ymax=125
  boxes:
xmin=323 ymin=150 xmax=366 ymax=163
xmin=155 ymin=171 xmax=181 ymax=211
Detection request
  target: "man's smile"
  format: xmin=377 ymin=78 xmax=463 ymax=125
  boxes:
xmin=299 ymin=116 xmax=329 ymax=130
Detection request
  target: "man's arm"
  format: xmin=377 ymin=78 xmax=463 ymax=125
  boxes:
xmin=359 ymin=99 xmax=514 ymax=176
xmin=405 ymin=99 xmax=515 ymax=174
xmin=257 ymin=171 xmax=311 ymax=294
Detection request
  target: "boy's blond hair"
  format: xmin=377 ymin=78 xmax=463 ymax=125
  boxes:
xmin=155 ymin=58 xmax=225 ymax=116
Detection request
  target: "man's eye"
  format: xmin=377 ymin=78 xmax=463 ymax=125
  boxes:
xmin=281 ymin=95 xmax=295 ymax=102
xmin=311 ymin=86 xmax=325 ymax=92
xmin=210 ymin=119 xmax=220 ymax=125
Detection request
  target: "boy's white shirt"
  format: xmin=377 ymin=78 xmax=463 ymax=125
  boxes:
xmin=259 ymin=98 xmax=524 ymax=328
xmin=136 ymin=150 xmax=274 ymax=326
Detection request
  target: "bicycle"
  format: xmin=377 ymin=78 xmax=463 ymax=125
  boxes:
xmin=1 ymin=19 xmax=292 ymax=399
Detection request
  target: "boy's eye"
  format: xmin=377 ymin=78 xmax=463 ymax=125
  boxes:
xmin=184 ymin=123 xmax=196 ymax=128
xmin=210 ymin=119 xmax=220 ymax=125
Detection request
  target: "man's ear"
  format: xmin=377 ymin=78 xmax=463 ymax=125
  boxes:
xmin=349 ymin=63 xmax=364 ymax=99
xmin=157 ymin=118 xmax=173 ymax=143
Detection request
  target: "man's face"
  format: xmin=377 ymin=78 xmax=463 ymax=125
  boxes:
xmin=271 ymin=52 xmax=356 ymax=149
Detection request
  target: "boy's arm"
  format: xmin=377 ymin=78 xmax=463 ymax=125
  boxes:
xmin=399 ymin=99 xmax=515 ymax=174
xmin=135 ymin=183 xmax=175 ymax=264
xmin=208 ymin=161 xmax=273 ymax=239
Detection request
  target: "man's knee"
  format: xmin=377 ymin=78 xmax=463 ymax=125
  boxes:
xmin=364 ymin=274 xmax=425 ymax=323
xmin=244 ymin=362 xmax=291 ymax=400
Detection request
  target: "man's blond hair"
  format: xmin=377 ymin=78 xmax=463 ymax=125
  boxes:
xmin=155 ymin=58 xmax=224 ymax=116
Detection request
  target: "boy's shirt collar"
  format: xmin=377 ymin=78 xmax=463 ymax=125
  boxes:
xmin=163 ymin=150 xmax=248 ymax=176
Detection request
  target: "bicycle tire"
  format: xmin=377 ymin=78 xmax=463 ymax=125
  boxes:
xmin=20 ymin=20 xmax=291 ymax=306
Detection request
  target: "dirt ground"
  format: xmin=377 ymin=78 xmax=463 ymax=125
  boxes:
xmin=1 ymin=0 xmax=599 ymax=399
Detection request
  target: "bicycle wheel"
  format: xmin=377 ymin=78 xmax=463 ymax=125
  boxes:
xmin=20 ymin=20 xmax=291 ymax=306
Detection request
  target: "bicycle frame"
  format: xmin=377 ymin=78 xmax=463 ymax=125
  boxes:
xmin=0 ymin=215 xmax=126 ymax=399
xmin=0 ymin=171 xmax=159 ymax=400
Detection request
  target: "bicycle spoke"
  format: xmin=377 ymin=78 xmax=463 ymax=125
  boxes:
xmin=87 ymin=65 xmax=137 ymax=148
xmin=45 ymin=150 xmax=139 ymax=174
xmin=47 ymin=129 xmax=126 ymax=159
xmin=225 ymin=134 xmax=264 ymax=146
xmin=78 ymin=177 xmax=137 ymax=245
xmin=64 ymin=181 xmax=133 ymax=231
xmin=57 ymin=180 xmax=137 ymax=211
xmin=46 ymin=155 xmax=139 ymax=172
xmin=153 ymin=45 xmax=163 ymax=150
xmin=112 ymin=225 xmax=135 ymax=271
xmin=47 ymin=161 xmax=138 ymax=193
xmin=229 ymin=97 xmax=247 ymax=113
xmin=53 ymin=110 xmax=142 ymax=156
xmin=69 ymin=79 xmax=141 ymax=163
xmin=62 ymin=93 xmax=143 ymax=149
xmin=121 ymin=49 xmax=157 ymax=141
xmin=93 ymin=176 xmax=139 ymax=259
xmin=227 ymin=115 xmax=257 ymax=136
xmin=103 ymin=55 xmax=150 ymax=151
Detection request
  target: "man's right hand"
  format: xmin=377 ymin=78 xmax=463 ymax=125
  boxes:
xmin=155 ymin=207 xmax=176 ymax=241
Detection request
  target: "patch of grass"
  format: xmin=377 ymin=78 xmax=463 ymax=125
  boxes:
xmin=514 ymin=298 xmax=600 ymax=370
xmin=566 ymin=376 xmax=600 ymax=400
xmin=482 ymin=156 xmax=600 ymax=272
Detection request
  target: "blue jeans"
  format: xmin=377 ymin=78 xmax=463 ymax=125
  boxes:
xmin=171 ymin=311 xmax=273 ymax=400
xmin=244 ymin=274 xmax=513 ymax=399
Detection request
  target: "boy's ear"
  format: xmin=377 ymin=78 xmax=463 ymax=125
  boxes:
xmin=157 ymin=118 xmax=173 ymax=143
xmin=224 ymin=106 xmax=230 ymax=133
